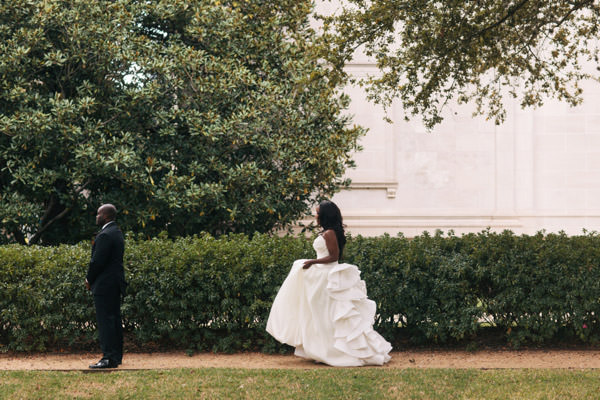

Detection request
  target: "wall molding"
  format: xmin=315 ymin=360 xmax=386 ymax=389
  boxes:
xmin=348 ymin=181 xmax=398 ymax=198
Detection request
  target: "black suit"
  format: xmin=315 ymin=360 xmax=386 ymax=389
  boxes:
xmin=86 ymin=221 xmax=126 ymax=364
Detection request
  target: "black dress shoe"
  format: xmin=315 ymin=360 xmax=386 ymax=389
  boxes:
xmin=89 ymin=359 xmax=118 ymax=369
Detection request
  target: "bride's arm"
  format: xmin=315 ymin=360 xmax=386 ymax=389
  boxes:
xmin=303 ymin=230 xmax=339 ymax=269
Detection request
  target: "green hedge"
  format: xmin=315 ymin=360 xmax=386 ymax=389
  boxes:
xmin=2 ymin=230 xmax=600 ymax=352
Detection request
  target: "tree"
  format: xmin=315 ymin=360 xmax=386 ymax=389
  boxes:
xmin=0 ymin=0 xmax=362 ymax=245
xmin=322 ymin=0 xmax=600 ymax=129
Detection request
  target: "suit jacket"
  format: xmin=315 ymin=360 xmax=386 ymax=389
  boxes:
xmin=86 ymin=221 xmax=126 ymax=296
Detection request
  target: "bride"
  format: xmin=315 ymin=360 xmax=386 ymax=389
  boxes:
xmin=267 ymin=200 xmax=392 ymax=366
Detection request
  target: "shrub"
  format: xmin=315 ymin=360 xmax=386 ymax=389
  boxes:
xmin=2 ymin=230 xmax=600 ymax=352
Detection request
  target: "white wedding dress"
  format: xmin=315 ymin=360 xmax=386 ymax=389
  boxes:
xmin=266 ymin=235 xmax=392 ymax=366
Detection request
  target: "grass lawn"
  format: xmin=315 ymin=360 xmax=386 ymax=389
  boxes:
xmin=0 ymin=368 xmax=597 ymax=399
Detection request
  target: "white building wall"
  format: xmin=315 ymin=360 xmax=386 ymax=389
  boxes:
xmin=314 ymin=2 xmax=600 ymax=236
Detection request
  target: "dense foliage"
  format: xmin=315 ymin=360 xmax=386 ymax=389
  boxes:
xmin=2 ymin=230 xmax=600 ymax=353
xmin=322 ymin=0 xmax=600 ymax=128
xmin=0 ymin=0 xmax=362 ymax=245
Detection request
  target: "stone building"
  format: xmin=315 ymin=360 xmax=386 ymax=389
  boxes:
xmin=315 ymin=2 xmax=600 ymax=237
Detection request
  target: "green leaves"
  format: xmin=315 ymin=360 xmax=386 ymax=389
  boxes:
xmin=3 ymin=231 xmax=600 ymax=352
xmin=0 ymin=0 xmax=362 ymax=244
xmin=323 ymin=0 xmax=600 ymax=129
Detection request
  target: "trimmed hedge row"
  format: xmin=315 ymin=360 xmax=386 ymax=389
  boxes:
xmin=2 ymin=230 xmax=600 ymax=352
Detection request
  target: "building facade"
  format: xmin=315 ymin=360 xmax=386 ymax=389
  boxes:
xmin=316 ymin=3 xmax=600 ymax=237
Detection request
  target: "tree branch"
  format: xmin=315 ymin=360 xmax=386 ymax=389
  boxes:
xmin=478 ymin=0 xmax=532 ymax=37
xmin=28 ymin=206 xmax=73 ymax=245
xmin=12 ymin=229 xmax=26 ymax=245
xmin=28 ymin=179 xmax=92 ymax=245
xmin=98 ymin=113 xmax=120 ymax=127
xmin=40 ymin=195 xmax=57 ymax=227
xmin=552 ymin=0 xmax=595 ymax=28
xmin=440 ymin=0 xmax=531 ymax=59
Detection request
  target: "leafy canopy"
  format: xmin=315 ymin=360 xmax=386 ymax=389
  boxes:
xmin=0 ymin=0 xmax=362 ymax=244
xmin=322 ymin=0 xmax=600 ymax=128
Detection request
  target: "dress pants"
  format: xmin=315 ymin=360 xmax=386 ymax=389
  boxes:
xmin=93 ymin=286 xmax=123 ymax=363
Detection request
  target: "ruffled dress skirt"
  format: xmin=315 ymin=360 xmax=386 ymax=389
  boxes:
xmin=266 ymin=259 xmax=392 ymax=366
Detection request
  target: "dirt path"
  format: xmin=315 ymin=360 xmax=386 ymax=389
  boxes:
xmin=3 ymin=350 xmax=600 ymax=370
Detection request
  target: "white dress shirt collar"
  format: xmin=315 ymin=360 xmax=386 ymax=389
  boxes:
xmin=102 ymin=221 xmax=115 ymax=230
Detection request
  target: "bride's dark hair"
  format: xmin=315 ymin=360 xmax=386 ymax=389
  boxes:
xmin=317 ymin=200 xmax=347 ymax=257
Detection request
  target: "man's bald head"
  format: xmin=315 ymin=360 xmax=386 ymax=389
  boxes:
xmin=96 ymin=204 xmax=117 ymax=226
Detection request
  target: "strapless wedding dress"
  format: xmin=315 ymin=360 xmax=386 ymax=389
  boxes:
xmin=266 ymin=235 xmax=392 ymax=366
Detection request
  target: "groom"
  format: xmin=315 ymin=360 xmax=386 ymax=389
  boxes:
xmin=85 ymin=204 xmax=126 ymax=369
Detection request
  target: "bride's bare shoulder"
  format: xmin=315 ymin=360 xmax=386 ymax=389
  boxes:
xmin=322 ymin=229 xmax=337 ymax=240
